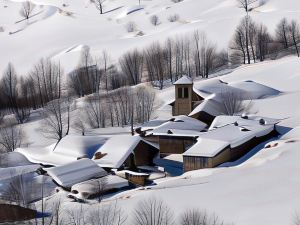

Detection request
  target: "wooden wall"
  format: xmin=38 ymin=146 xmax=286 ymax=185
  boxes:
xmin=174 ymin=84 xmax=193 ymax=116
xmin=183 ymin=128 xmax=278 ymax=172
xmin=159 ymin=136 xmax=196 ymax=155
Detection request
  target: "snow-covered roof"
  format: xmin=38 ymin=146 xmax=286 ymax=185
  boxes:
xmin=44 ymin=159 xmax=108 ymax=188
xmin=189 ymin=99 xmax=223 ymax=117
xmin=94 ymin=135 xmax=158 ymax=169
xmin=183 ymin=138 xmax=230 ymax=157
xmin=150 ymin=115 xmax=207 ymax=136
xmin=174 ymin=75 xmax=193 ymax=85
xmin=183 ymin=116 xmax=277 ymax=157
xmin=16 ymin=135 xmax=106 ymax=166
xmin=229 ymin=80 xmax=281 ymax=99
xmin=137 ymin=119 xmax=169 ymax=131
xmin=53 ymin=135 xmax=104 ymax=158
xmin=192 ymin=79 xmax=280 ymax=101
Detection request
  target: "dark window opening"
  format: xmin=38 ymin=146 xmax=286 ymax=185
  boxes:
xmin=178 ymin=87 xmax=183 ymax=98
xmin=184 ymin=87 xmax=189 ymax=98
xmin=178 ymin=87 xmax=189 ymax=99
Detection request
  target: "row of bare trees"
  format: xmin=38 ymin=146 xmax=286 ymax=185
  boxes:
xmin=40 ymin=197 xmax=229 ymax=225
xmin=231 ymin=16 xmax=300 ymax=64
xmin=119 ymin=32 xmax=227 ymax=90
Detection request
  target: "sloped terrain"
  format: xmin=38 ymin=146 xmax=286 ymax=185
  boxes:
xmin=1 ymin=0 xmax=300 ymax=74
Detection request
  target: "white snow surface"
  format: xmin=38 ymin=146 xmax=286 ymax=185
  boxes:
xmin=2 ymin=0 xmax=300 ymax=223
xmin=150 ymin=115 xmax=207 ymax=136
xmin=1 ymin=0 xmax=300 ymax=75
xmin=16 ymin=135 xmax=106 ymax=166
xmin=69 ymin=175 xmax=129 ymax=200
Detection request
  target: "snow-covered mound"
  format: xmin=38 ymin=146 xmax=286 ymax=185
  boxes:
xmin=16 ymin=135 xmax=106 ymax=166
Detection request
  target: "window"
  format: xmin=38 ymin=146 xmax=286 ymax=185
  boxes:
xmin=178 ymin=87 xmax=189 ymax=99
xmin=178 ymin=87 xmax=183 ymax=98
xmin=184 ymin=87 xmax=189 ymax=98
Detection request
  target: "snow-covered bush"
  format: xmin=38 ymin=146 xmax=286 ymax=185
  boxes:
xmin=126 ymin=21 xmax=137 ymax=32
xmin=150 ymin=15 xmax=160 ymax=26
xmin=168 ymin=14 xmax=180 ymax=22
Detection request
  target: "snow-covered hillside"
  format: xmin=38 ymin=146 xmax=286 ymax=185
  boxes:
xmin=2 ymin=0 xmax=300 ymax=224
xmin=1 ymin=0 xmax=300 ymax=75
xmin=110 ymin=55 xmax=300 ymax=225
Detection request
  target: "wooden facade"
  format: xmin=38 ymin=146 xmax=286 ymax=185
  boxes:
xmin=0 ymin=204 xmax=37 ymax=223
xmin=190 ymin=111 xmax=216 ymax=125
xmin=172 ymin=81 xmax=204 ymax=117
xmin=159 ymin=136 xmax=196 ymax=156
xmin=125 ymin=172 xmax=150 ymax=186
xmin=183 ymin=147 xmax=231 ymax=172
xmin=183 ymin=129 xmax=278 ymax=172
xmin=174 ymin=83 xmax=193 ymax=116
xmin=122 ymin=141 xmax=158 ymax=170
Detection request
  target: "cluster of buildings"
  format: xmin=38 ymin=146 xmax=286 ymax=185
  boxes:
xmin=16 ymin=76 xmax=280 ymax=201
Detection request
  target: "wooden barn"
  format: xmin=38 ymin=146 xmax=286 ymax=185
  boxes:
xmin=145 ymin=115 xmax=207 ymax=156
xmin=183 ymin=116 xmax=279 ymax=172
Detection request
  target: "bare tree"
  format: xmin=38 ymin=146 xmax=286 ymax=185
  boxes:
xmin=85 ymin=94 xmax=106 ymax=129
xmin=96 ymin=176 xmax=108 ymax=203
xmin=276 ymin=18 xmax=289 ymax=49
xmin=42 ymin=197 xmax=64 ymax=225
xmin=30 ymin=58 xmax=63 ymax=106
xmin=133 ymin=198 xmax=174 ymax=225
xmin=41 ymin=98 xmax=71 ymax=147
xmin=168 ymin=14 xmax=180 ymax=22
xmin=119 ymin=49 xmax=144 ymax=85
xmin=1 ymin=171 xmax=32 ymax=207
xmin=256 ymin=23 xmax=270 ymax=61
xmin=180 ymin=209 xmax=227 ymax=225
xmin=0 ymin=120 xmax=23 ymax=153
xmin=66 ymin=205 xmax=86 ymax=225
xmin=150 ymin=15 xmax=160 ymax=26
xmin=126 ymin=21 xmax=137 ymax=32
xmin=219 ymin=88 xmax=253 ymax=116
xmin=230 ymin=16 xmax=252 ymax=64
xmin=87 ymin=201 xmax=127 ymax=225
xmin=237 ymin=0 xmax=258 ymax=13
xmin=72 ymin=108 xmax=88 ymax=136
xmin=135 ymin=85 xmax=156 ymax=123
xmin=293 ymin=213 xmax=300 ymax=225
xmin=288 ymin=20 xmax=300 ymax=57
xmin=20 ymin=1 xmax=35 ymax=20
xmin=144 ymin=42 xmax=168 ymax=89
xmin=94 ymin=0 xmax=106 ymax=14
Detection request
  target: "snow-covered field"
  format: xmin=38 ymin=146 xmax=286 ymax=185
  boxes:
xmin=2 ymin=0 xmax=300 ymax=224
xmin=1 ymin=0 xmax=300 ymax=75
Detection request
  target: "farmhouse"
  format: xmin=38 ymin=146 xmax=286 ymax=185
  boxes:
xmin=43 ymin=158 xmax=108 ymax=188
xmin=136 ymin=115 xmax=207 ymax=156
xmin=93 ymin=135 xmax=159 ymax=170
xmin=183 ymin=116 xmax=279 ymax=172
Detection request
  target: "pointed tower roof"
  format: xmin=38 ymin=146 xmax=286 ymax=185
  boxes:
xmin=174 ymin=75 xmax=193 ymax=85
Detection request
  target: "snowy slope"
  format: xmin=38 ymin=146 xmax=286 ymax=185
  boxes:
xmin=104 ymin=56 xmax=300 ymax=225
xmin=1 ymin=0 xmax=300 ymax=75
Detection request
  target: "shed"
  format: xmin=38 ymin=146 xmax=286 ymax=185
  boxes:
xmin=183 ymin=116 xmax=279 ymax=172
xmin=44 ymin=159 xmax=107 ymax=188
